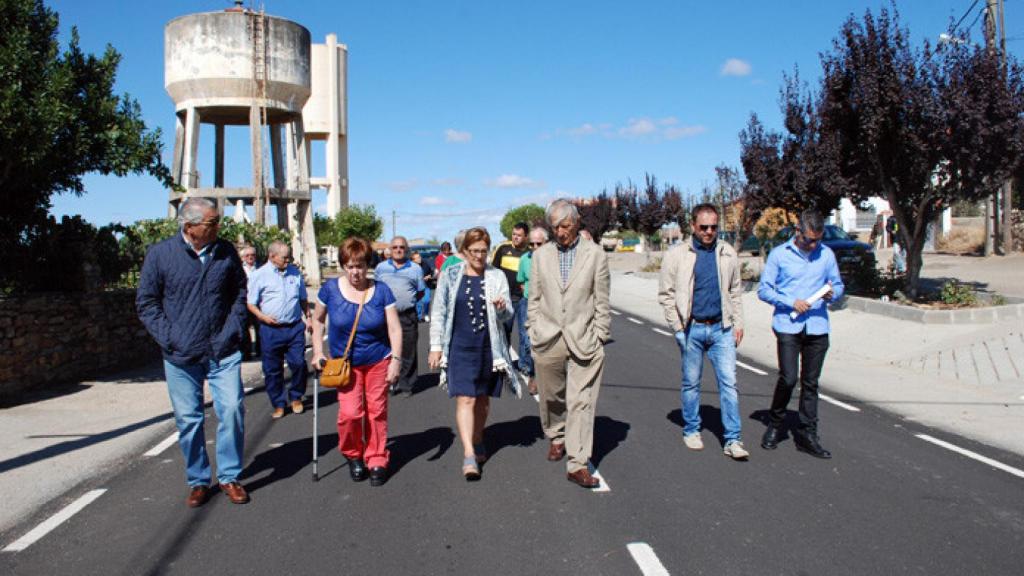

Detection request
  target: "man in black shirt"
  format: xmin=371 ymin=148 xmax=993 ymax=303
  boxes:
xmin=492 ymin=222 xmax=529 ymax=341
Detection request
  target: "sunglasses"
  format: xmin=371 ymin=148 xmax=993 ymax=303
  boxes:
xmin=529 ymin=242 xmax=544 ymax=247
xmin=698 ymin=224 xmax=718 ymax=232
xmin=391 ymin=245 xmax=407 ymax=250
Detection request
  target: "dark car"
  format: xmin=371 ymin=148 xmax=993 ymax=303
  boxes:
xmin=410 ymin=244 xmax=441 ymax=263
xmin=747 ymin=225 xmax=875 ymax=277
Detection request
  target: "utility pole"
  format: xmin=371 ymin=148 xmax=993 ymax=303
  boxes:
xmin=998 ymin=0 xmax=1015 ymax=254
xmin=392 ymin=209 xmax=397 ymax=239
xmin=983 ymin=0 xmax=1002 ymax=255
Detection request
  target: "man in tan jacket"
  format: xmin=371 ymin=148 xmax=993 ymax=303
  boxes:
xmin=528 ymin=199 xmax=610 ymax=488
xmin=658 ymin=203 xmax=749 ymax=460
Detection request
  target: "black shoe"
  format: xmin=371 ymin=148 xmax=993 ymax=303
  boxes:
xmin=761 ymin=425 xmax=782 ymax=450
xmin=348 ymin=458 xmax=368 ymax=482
xmin=794 ymin=433 xmax=832 ymax=459
xmin=389 ymin=384 xmax=399 ymax=396
xmin=369 ymin=467 xmax=388 ymax=487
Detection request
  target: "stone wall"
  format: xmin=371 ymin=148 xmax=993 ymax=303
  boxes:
xmin=0 ymin=290 xmax=159 ymax=400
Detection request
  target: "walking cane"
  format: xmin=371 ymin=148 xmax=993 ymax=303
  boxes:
xmin=312 ymin=359 xmax=324 ymax=482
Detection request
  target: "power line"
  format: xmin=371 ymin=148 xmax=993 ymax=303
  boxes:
xmin=951 ymin=0 xmax=983 ymax=34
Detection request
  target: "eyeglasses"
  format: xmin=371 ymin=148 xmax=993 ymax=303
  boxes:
xmin=529 ymin=242 xmax=544 ymax=247
xmin=391 ymin=245 xmax=407 ymax=250
xmin=466 ymin=249 xmax=488 ymax=256
xmin=698 ymin=224 xmax=718 ymax=232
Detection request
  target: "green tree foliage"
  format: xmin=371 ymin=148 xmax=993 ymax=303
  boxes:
xmin=1 ymin=0 xmax=172 ymax=290
xmin=739 ymin=5 xmax=1024 ymax=297
xmin=314 ymin=204 xmax=384 ymax=248
xmin=500 ymin=204 xmax=545 ymax=239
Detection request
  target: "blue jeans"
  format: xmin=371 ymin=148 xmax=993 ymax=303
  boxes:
xmin=417 ymin=287 xmax=432 ymax=320
xmin=259 ymin=321 xmax=308 ymax=408
xmin=674 ymin=322 xmax=741 ymax=442
xmin=163 ymin=351 xmax=245 ymax=486
xmin=515 ymin=297 xmax=534 ymax=376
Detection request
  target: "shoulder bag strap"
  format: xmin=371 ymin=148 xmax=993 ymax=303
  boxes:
xmin=341 ymin=284 xmax=370 ymax=360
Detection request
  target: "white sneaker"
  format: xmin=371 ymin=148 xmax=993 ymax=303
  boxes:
xmin=723 ymin=441 xmax=750 ymax=460
xmin=683 ymin=433 xmax=704 ymax=451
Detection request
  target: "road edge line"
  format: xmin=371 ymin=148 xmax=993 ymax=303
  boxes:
xmin=915 ymin=433 xmax=1024 ymax=480
xmin=3 ymin=489 xmax=107 ymax=553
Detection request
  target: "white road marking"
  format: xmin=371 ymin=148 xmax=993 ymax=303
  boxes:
xmin=3 ymin=489 xmax=107 ymax=552
xmin=819 ymin=393 xmax=861 ymax=412
xmin=269 ymin=442 xmax=284 ymax=448
xmin=652 ymin=328 xmax=673 ymax=337
xmin=628 ymin=317 xmax=644 ymax=325
xmin=736 ymin=361 xmax=768 ymax=376
xmin=626 ymin=542 xmax=670 ymax=576
xmin=532 ymin=393 xmax=539 ymax=403
xmin=244 ymin=386 xmax=254 ymax=394
xmin=143 ymin=431 xmax=179 ymax=457
xmin=915 ymin=434 xmax=1024 ymax=480
xmin=590 ymin=467 xmax=611 ymax=493
xmin=611 ymin=310 xmax=622 ymax=316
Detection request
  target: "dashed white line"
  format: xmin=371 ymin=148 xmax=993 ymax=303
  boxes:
xmin=532 ymin=393 xmax=539 ymax=403
xmin=652 ymin=328 xmax=673 ymax=337
xmin=915 ymin=434 xmax=1024 ymax=480
xmin=611 ymin=310 xmax=622 ymax=315
xmin=736 ymin=361 xmax=768 ymax=376
xmin=3 ymin=489 xmax=107 ymax=552
xmin=243 ymin=386 xmax=254 ymax=394
xmin=143 ymin=431 xmax=179 ymax=457
xmin=819 ymin=393 xmax=861 ymax=412
xmin=626 ymin=542 xmax=670 ymax=576
xmin=628 ymin=317 xmax=644 ymax=325
xmin=590 ymin=467 xmax=611 ymax=493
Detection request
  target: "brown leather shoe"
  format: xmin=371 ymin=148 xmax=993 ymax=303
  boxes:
xmin=567 ymin=468 xmax=600 ymax=488
xmin=547 ymin=441 xmax=565 ymax=462
xmin=186 ymin=485 xmax=211 ymax=508
xmin=291 ymin=399 xmax=304 ymax=414
xmin=271 ymin=407 xmax=285 ymax=419
xmin=221 ymin=482 xmax=250 ymax=504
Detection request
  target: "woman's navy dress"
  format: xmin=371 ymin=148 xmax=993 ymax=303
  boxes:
xmin=447 ymin=275 xmax=501 ymax=398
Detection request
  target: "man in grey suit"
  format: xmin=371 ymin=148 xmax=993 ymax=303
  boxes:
xmin=527 ymin=199 xmax=611 ymax=488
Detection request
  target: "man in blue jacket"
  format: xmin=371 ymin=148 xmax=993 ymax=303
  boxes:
xmin=757 ymin=210 xmax=844 ymax=459
xmin=137 ymin=197 xmax=250 ymax=507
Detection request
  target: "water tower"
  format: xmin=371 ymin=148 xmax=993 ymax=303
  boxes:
xmin=164 ymin=3 xmax=319 ymax=284
xmin=304 ymin=34 xmax=349 ymax=215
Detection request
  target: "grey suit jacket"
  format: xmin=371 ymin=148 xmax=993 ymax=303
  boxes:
xmin=527 ymin=238 xmax=611 ymax=361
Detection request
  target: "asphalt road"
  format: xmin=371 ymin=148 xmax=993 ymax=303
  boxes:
xmin=3 ymin=314 xmax=1024 ymax=575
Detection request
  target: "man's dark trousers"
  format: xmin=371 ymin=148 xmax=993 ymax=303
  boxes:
xmin=769 ymin=329 xmax=829 ymax=433
xmin=259 ymin=321 xmax=307 ymax=408
xmin=396 ymin=308 xmax=419 ymax=394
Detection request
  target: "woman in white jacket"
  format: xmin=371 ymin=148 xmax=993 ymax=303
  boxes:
xmin=428 ymin=227 xmax=521 ymax=480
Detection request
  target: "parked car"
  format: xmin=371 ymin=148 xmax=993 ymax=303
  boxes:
xmin=746 ymin=225 xmax=875 ymax=277
xmin=409 ymin=244 xmax=441 ymax=264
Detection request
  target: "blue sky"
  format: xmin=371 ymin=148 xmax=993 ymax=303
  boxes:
xmin=48 ymin=0 xmax=1022 ymax=242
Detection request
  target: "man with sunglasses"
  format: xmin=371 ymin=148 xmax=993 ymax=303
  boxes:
xmin=375 ymin=236 xmax=425 ymax=396
xmin=758 ymin=210 xmax=844 ymax=459
xmin=137 ymin=197 xmax=250 ymax=507
xmin=515 ymin=226 xmax=549 ymax=395
xmin=658 ymin=203 xmax=748 ymax=460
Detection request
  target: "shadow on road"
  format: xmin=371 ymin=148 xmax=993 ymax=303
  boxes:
xmin=387 ymin=426 xmax=455 ymax=476
xmin=483 ymin=415 xmax=544 ymax=460
xmin=240 ymin=432 xmax=340 ymax=492
xmin=592 ymin=415 xmax=630 ymax=467
xmin=747 ymin=409 xmax=804 ymax=445
xmin=666 ymin=406 xmax=730 ymax=447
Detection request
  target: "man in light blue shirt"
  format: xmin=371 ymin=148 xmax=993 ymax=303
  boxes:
xmin=374 ymin=236 xmax=425 ymax=396
xmin=757 ymin=210 xmax=844 ymax=459
xmin=248 ymin=241 xmax=309 ymax=419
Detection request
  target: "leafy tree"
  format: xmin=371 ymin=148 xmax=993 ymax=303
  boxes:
xmin=315 ymin=204 xmax=384 ymax=248
xmin=577 ymin=191 xmax=618 ymax=239
xmin=1 ymin=0 xmax=172 ymax=289
xmin=739 ymin=5 xmax=1024 ymax=297
xmin=614 ymin=182 xmax=640 ymax=233
xmin=635 ymin=174 xmax=667 ymax=241
xmin=499 ymin=203 xmax=545 ymax=239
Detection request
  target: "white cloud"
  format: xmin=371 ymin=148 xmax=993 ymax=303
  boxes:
xmin=419 ymin=195 xmax=456 ymax=206
xmin=663 ymin=125 xmax=707 ymax=140
xmin=568 ymin=123 xmax=599 ymax=137
xmin=619 ymin=118 xmax=658 ymax=138
xmin=486 ymin=174 xmax=545 ymax=189
xmin=720 ymin=58 xmax=752 ymax=77
xmin=387 ymin=179 xmax=418 ymax=192
xmin=444 ymin=128 xmax=473 ymax=143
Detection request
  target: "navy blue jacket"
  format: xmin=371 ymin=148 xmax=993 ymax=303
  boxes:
xmin=136 ymin=235 xmax=248 ymax=365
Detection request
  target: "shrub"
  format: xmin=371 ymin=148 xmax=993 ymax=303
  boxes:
xmin=935 ymin=228 xmax=984 ymax=255
xmin=938 ymin=280 xmax=977 ymax=307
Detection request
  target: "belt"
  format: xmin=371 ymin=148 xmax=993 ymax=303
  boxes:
xmin=690 ymin=316 xmax=721 ymax=325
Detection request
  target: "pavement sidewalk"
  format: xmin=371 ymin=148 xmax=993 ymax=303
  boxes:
xmin=0 ymin=360 xmax=265 ymax=536
xmin=611 ymin=272 xmax=1024 ymax=458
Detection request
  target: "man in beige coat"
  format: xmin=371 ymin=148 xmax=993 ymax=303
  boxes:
xmin=658 ymin=203 xmax=749 ymax=460
xmin=528 ymin=199 xmax=610 ymax=488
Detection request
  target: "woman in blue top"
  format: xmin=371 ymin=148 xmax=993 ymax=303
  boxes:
xmin=428 ymin=227 xmax=521 ymax=481
xmin=312 ymin=237 xmax=403 ymax=486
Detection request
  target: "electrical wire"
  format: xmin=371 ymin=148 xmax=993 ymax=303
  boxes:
xmin=951 ymin=0 xmax=982 ymax=35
